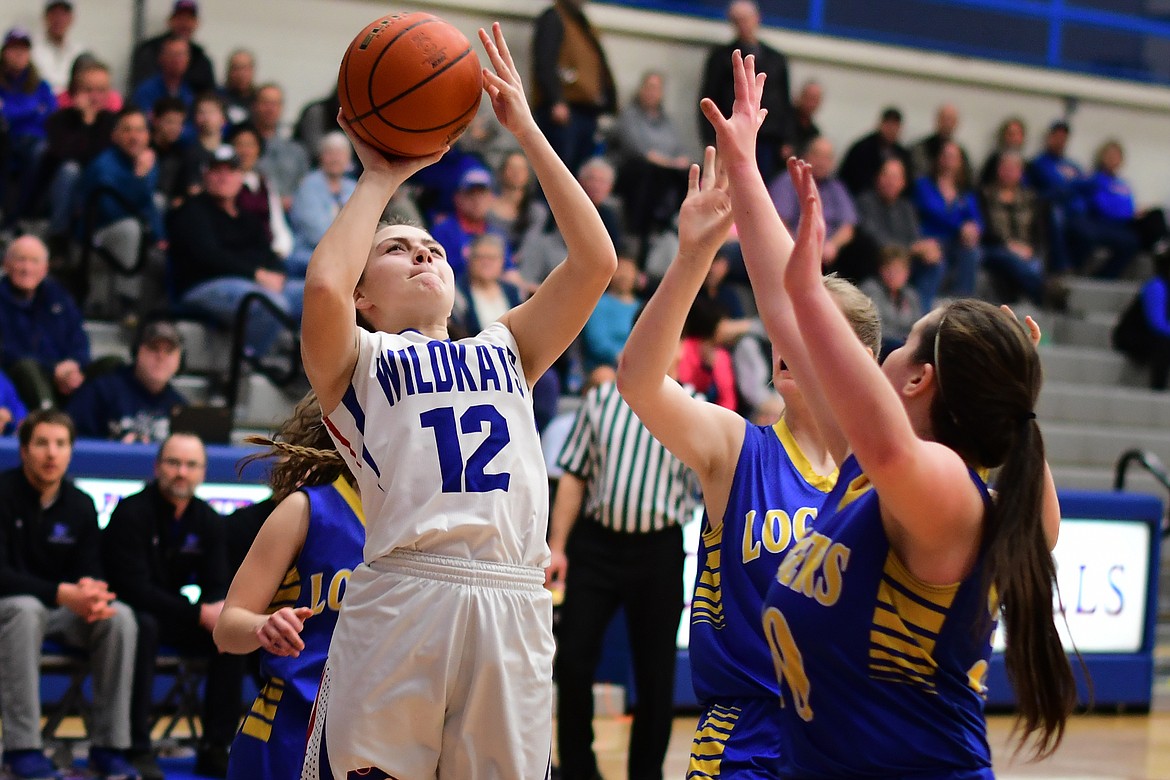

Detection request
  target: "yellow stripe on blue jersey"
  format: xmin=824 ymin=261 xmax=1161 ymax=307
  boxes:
xmin=687 ymin=703 xmax=742 ymax=779
xmin=691 ymin=522 xmax=724 ymax=630
xmin=690 ymin=418 xmax=837 ymax=704
xmin=868 ymin=551 xmax=960 ymax=692
xmin=772 ymin=419 xmax=837 ymax=492
xmin=240 ymin=678 xmax=285 ymax=742
xmin=759 ymin=454 xmax=996 ymax=777
xmin=837 ymin=471 xmax=874 ymax=511
xmin=268 ymin=568 xmax=300 ymax=612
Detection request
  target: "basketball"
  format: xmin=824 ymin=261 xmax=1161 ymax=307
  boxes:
xmin=338 ymin=12 xmax=483 ymax=158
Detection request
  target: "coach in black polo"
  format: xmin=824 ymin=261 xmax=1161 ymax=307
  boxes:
xmin=101 ymin=432 xmax=243 ymax=778
xmin=547 ymin=373 xmax=700 ymax=780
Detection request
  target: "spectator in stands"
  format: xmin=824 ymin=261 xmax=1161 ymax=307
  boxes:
xmin=286 ymin=131 xmax=354 ymax=276
xmin=131 ymin=36 xmax=195 ymax=129
xmin=0 ymin=236 xmax=90 ymax=409
xmin=787 ymin=78 xmax=822 ymax=156
xmin=700 ymin=0 xmax=791 ymax=180
xmin=458 ymin=97 xmax=521 ymax=173
xmin=979 ymin=115 xmax=1025 ymax=187
xmin=251 ymin=83 xmax=308 ymax=210
xmin=0 ymin=409 xmax=139 ymax=780
xmin=678 ymin=296 xmax=737 ymax=410
xmin=1070 ymin=139 xmax=1159 ymax=279
xmin=860 ymin=245 xmax=922 ymax=358
xmin=76 ymin=107 xmax=164 ymax=310
xmin=516 ymin=156 xmax=622 ymax=292
xmin=611 ymin=71 xmax=690 ymax=256
xmin=580 ymin=255 xmax=640 ymax=373
xmin=837 ymin=105 xmax=907 ymax=196
xmin=167 ymin=145 xmax=302 ymax=357
xmin=55 ymin=53 xmax=123 ymax=113
xmin=130 ymin=0 xmax=215 ymax=96
xmin=219 ymin=49 xmax=256 ymax=127
xmin=531 ymin=0 xmax=617 ymax=176
xmin=769 ymin=136 xmax=857 ymax=275
xmin=102 ymin=432 xmax=244 ymax=779
xmin=856 ymin=156 xmax=942 ymax=284
xmin=0 ymin=369 xmax=28 ymax=435
xmin=183 ymin=91 xmax=228 ymax=188
xmin=909 ymin=102 xmax=972 ymax=182
xmin=913 ymin=139 xmax=983 ymax=308
xmin=453 ymin=234 xmax=523 ymax=335
xmin=578 ymin=155 xmax=624 ymax=248
xmin=1027 ymin=119 xmax=1084 ymax=274
xmin=1114 ymin=249 xmax=1170 ymax=390
xmin=731 ymin=320 xmax=782 ymax=424
xmin=150 ymin=96 xmax=191 ymax=206
xmin=37 ymin=58 xmax=116 ymax=248
xmin=231 ymin=123 xmax=293 ymax=263
xmin=0 ymin=26 xmax=57 ymax=226
xmin=31 ymin=1 xmax=83 ymax=95
xmin=487 ymin=149 xmax=547 ymax=254
xmin=839 ymin=106 xmax=911 ymax=196
xmin=979 ymin=150 xmax=1049 ymax=304
xmin=431 ymin=166 xmax=510 ymax=280
xmin=291 ymin=87 xmax=339 ymax=165
xmin=67 ymin=320 xmax=186 ymax=443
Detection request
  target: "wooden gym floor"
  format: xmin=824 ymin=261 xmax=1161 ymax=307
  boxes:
xmin=590 ymin=675 xmax=1170 ymax=779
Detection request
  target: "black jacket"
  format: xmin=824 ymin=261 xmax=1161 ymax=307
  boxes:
xmin=0 ymin=466 xmax=103 ymax=605
xmin=102 ymin=481 xmax=228 ymax=633
xmin=700 ymin=39 xmax=791 ymax=146
xmin=166 ymin=193 xmax=281 ymax=295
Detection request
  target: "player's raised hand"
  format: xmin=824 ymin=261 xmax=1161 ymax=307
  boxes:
xmin=335 ymin=109 xmax=446 ymax=184
xmin=784 ymin=158 xmax=826 ymax=293
xmin=479 ymin=23 xmax=537 ymax=137
xmin=677 ymin=146 xmax=733 ymax=267
xmin=700 ymin=50 xmax=768 ymax=169
xmin=1000 ymin=304 xmax=1042 ymax=347
xmin=256 ymin=606 xmax=314 ymax=658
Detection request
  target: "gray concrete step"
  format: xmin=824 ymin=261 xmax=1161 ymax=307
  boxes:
xmin=83 ymin=320 xmax=131 ymax=363
xmin=1047 ymin=311 xmax=1115 ymax=351
xmin=1064 ymin=276 xmax=1139 ymax=318
xmin=175 ymin=321 xmax=232 ymax=376
xmin=1043 ymin=420 xmax=1170 ymax=469
xmin=1039 ymin=381 xmax=1170 ymax=428
xmin=1038 ymin=344 xmax=1147 ymax=387
xmin=1050 ymin=463 xmax=1170 ymax=504
xmin=234 ymin=372 xmax=303 ymax=431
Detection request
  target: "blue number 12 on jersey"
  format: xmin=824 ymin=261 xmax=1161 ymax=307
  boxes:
xmin=420 ymin=404 xmax=512 ymax=493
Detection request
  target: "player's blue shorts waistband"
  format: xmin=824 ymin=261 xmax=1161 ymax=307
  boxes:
xmin=368 ymin=548 xmax=546 ymax=591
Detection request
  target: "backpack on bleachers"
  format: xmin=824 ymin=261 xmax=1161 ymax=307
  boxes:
xmin=1112 ymin=290 xmax=1155 ymax=362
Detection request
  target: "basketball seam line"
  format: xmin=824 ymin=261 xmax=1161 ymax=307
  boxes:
xmin=352 ymin=46 xmax=477 ymax=124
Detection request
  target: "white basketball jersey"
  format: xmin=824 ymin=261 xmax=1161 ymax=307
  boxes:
xmin=324 ymin=322 xmax=551 ymax=567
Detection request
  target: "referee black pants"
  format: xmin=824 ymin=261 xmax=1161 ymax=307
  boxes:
xmin=555 ymin=519 xmax=684 ymax=780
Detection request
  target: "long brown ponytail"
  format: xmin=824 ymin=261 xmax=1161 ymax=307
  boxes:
xmin=914 ymin=300 xmax=1076 ymax=757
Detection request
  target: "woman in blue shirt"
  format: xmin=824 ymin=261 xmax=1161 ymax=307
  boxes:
xmin=913 ymin=141 xmax=982 ymax=309
xmin=0 ymin=27 xmax=57 ymax=226
xmin=1071 ymin=140 xmax=1167 ymax=279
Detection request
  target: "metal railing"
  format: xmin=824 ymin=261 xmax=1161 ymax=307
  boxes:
xmin=225 ymin=291 xmax=302 ymax=409
xmin=1113 ymin=449 xmax=1170 ymax=536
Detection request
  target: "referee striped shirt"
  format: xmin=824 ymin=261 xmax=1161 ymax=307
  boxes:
xmin=557 ymin=381 xmax=700 ymax=534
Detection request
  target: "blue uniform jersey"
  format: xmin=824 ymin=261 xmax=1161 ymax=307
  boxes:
xmin=690 ymin=418 xmax=837 ymax=703
xmin=227 ymin=478 xmax=365 ymax=780
xmin=762 ymin=455 xmax=995 ymax=779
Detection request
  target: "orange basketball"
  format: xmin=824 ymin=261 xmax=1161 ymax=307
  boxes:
xmin=338 ymin=12 xmax=483 ymax=158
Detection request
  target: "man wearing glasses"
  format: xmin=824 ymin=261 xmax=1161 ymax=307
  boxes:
xmin=102 ymin=433 xmax=244 ymax=779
